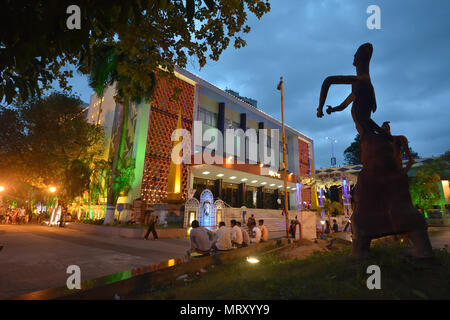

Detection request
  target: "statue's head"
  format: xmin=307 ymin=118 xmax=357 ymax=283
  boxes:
xmin=353 ymin=43 xmax=373 ymax=67
xmin=381 ymin=121 xmax=391 ymax=134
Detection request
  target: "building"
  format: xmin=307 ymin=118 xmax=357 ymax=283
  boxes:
xmin=86 ymin=67 xmax=315 ymax=225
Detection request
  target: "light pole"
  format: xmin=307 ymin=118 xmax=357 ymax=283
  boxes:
xmin=277 ymin=77 xmax=290 ymax=238
xmin=325 ymin=137 xmax=338 ymax=167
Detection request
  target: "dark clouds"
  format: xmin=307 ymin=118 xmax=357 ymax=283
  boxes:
xmin=70 ymin=0 xmax=450 ymax=168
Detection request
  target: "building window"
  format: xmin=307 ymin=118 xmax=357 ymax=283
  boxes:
xmin=198 ymin=107 xmax=218 ymax=128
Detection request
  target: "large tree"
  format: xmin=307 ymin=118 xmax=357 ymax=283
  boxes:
xmin=1 ymin=0 xmax=271 ymax=104
xmin=0 ymin=93 xmax=105 ymax=205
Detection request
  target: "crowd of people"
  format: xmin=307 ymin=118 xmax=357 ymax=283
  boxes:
xmin=187 ymin=215 xmax=270 ymax=256
xmin=0 ymin=206 xmax=32 ymax=224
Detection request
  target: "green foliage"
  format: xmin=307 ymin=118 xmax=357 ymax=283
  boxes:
xmin=88 ymin=159 xmax=112 ymax=205
xmin=1 ymin=0 xmax=271 ymax=105
xmin=409 ymin=152 xmax=449 ymax=211
xmin=343 ymin=134 xmax=361 ymax=165
xmin=320 ymin=198 xmax=344 ymax=216
xmin=110 ymin=155 xmax=136 ymax=206
xmin=410 ymin=171 xmax=440 ymax=211
xmin=0 ymin=92 xmax=106 ymax=204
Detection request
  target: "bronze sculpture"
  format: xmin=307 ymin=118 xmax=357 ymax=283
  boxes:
xmin=316 ymin=43 xmax=433 ymax=259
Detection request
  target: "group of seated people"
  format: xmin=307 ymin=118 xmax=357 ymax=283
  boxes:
xmin=187 ymin=218 xmax=269 ymax=256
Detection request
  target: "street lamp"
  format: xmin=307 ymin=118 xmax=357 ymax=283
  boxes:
xmin=49 ymin=187 xmax=56 ymax=193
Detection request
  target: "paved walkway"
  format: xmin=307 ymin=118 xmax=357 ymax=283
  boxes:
xmin=0 ymin=224 xmax=189 ymax=299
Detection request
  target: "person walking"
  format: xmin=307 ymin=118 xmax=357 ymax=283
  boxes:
xmin=143 ymin=210 xmax=159 ymax=240
xmin=18 ymin=206 xmax=26 ymax=224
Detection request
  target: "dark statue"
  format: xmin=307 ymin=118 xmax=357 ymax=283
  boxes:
xmin=316 ymin=43 xmax=433 ymax=259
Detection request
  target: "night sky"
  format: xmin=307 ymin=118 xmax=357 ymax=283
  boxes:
xmin=67 ymin=0 xmax=450 ymax=168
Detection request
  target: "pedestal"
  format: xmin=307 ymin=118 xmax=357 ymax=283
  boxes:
xmin=301 ymin=210 xmax=317 ymax=240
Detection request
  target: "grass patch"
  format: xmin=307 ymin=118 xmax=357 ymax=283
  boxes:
xmin=137 ymin=243 xmax=450 ymax=300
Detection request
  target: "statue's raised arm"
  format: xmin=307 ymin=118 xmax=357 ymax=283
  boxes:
xmin=316 ymin=76 xmax=363 ymax=117
xmin=316 ymin=43 xmax=390 ymax=140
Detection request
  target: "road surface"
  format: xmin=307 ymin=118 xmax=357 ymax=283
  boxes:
xmin=0 ymin=224 xmax=189 ymax=299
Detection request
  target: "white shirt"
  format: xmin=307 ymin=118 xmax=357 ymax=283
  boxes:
xmin=190 ymin=227 xmax=213 ymax=252
xmin=231 ymin=225 xmax=243 ymax=245
xmin=215 ymin=226 xmax=233 ymax=250
xmin=251 ymin=226 xmax=261 ymax=244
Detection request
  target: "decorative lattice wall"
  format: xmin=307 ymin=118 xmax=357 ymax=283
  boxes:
xmin=298 ymin=139 xmax=310 ymax=177
xmin=141 ymin=76 xmax=195 ymax=204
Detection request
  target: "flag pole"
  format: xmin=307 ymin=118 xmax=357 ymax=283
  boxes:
xmin=278 ymin=77 xmax=289 ymax=238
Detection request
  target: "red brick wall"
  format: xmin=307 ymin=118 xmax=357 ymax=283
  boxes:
xmin=141 ymin=76 xmax=195 ymax=204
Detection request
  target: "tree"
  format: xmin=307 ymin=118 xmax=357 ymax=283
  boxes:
xmin=343 ymin=133 xmax=419 ymax=165
xmin=0 ymin=92 xmax=105 ymax=206
xmin=343 ymin=134 xmax=361 ymax=165
xmin=409 ymin=151 xmax=450 ymax=217
xmin=1 ymin=0 xmax=271 ymax=105
xmin=409 ymin=170 xmax=441 ymax=214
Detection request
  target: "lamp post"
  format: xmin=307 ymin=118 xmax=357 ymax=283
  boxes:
xmin=277 ymin=77 xmax=290 ymax=238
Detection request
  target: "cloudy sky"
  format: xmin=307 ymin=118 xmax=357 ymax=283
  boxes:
xmin=68 ymin=0 xmax=450 ymax=168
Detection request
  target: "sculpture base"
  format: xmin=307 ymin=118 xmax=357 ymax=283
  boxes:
xmin=351 ymin=133 xmax=433 ymax=258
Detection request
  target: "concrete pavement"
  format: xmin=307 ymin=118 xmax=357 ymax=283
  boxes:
xmin=0 ymin=224 xmax=189 ymax=299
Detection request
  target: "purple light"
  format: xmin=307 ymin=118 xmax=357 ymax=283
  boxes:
xmin=342 ymin=177 xmax=349 ymax=205
xmin=319 ymin=188 xmax=324 ymax=207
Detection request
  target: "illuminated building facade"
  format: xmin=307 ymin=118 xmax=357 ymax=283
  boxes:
xmin=86 ymin=67 xmax=314 ymax=220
